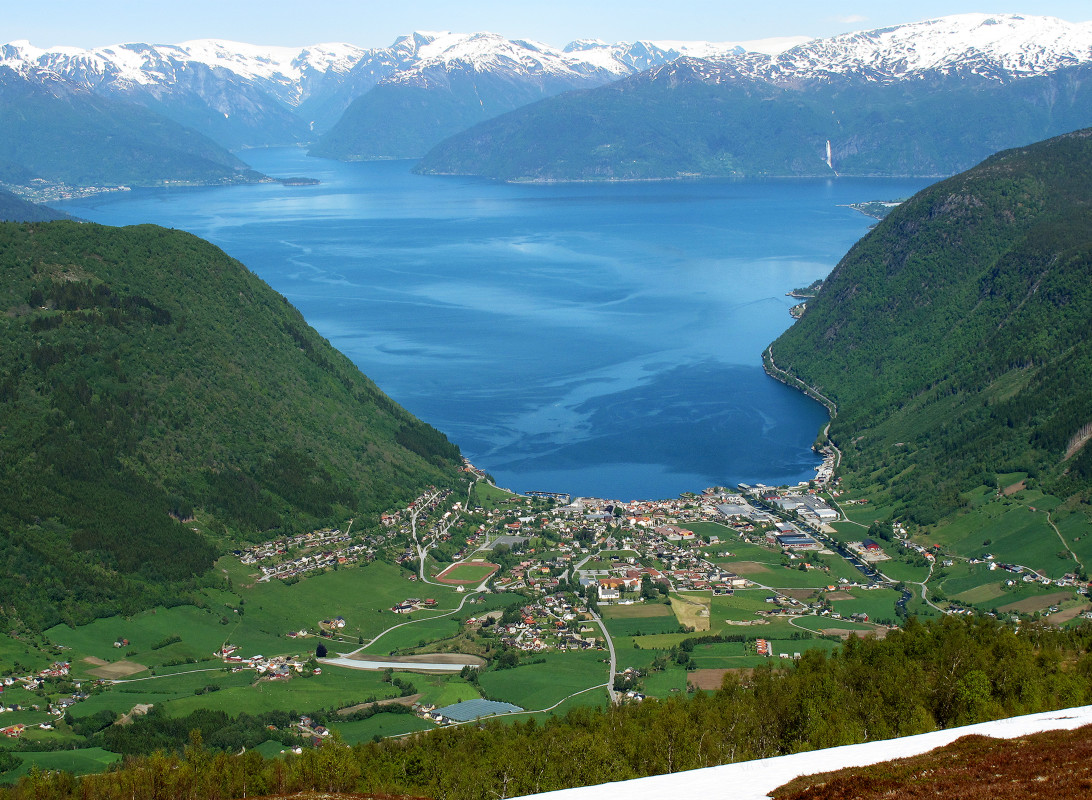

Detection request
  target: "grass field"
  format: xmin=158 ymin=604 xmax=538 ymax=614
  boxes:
xmin=477 ymin=650 xmax=607 ymax=710
xmin=234 ymin=560 xmax=461 ymax=641
xmin=435 ymin=562 xmax=498 ymax=583
xmin=162 ymin=666 xmax=409 ymax=718
xmin=601 ymin=602 xmax=679 ymax=637
xmin=0 ymin=634 xmax=54 ymax=675
xmin=361 ymin=615 xmax=464 ymax=654
xmin=601 ymin=603 xmax=673 ymax=619
xmin=0 ymin=748 xmax=120 ymax=783
xmin=827 ymin=587 xmax=902 ymax=623
xmin=333 ymin=713 xmax=435 ymax=744
xmin=471 ymin=482 xmax=517 ymax=506
xmin=603 ymin=616 xmax=681 ymax=637
xmin=410 ymin=675 xmax=481 ymax=707
xmin=928 ymin=492 xmax=1076 ymax=578
xmin=877 ymin=556 xmax=932 ymax=583
xmin=671 ymin=594 xmax=711 ymax=632
xmin=997 ymin=590 xmax=1076 ymax=615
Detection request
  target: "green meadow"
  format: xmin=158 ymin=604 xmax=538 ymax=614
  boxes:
xmin=0 ymin=748 xmax=120 ymax=783
xmin=478 ymin=650 xmax=608 ymax=711
xmin=333 ymin=713 xmax=435 ymax=744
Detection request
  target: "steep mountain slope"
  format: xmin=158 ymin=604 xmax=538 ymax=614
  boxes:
xmin=0 ymin=221 xmax=462 ymax=629
xmin=308 ymin=32 xmax=775 ymax=160
xmin=416 ymin=14 xmax=1092 ymax=180
xmin=0 ymin=66 xmax=258 ymax=188
xmin=769 ymin=128 xmax=1092 ymax=523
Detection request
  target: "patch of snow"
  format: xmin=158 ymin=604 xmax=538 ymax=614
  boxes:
xmin=514 ymin=704 xmax=1092 ymax=800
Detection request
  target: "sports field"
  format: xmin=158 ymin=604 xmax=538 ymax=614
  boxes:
xmin=435 ymin=561 xmax=500 ymax=584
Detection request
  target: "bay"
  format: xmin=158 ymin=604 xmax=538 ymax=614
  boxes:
xmin=54 ymin=149 xmax=932 ymax=500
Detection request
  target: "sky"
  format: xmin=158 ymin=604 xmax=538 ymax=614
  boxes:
xmin=3 ymin=0 xmax=1091 ymax=50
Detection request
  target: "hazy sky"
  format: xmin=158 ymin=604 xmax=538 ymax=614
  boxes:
xmin=4 ymin=1 xmax=1091 ymax=50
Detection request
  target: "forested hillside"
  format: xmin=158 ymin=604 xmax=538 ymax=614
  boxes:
xmin=0 ymin=189 xmax=69 ymax=222
xmin=0 ymin=222 xmax=462 ymax=629
xmin=770 ymin=128 xmax=1092 ymax=523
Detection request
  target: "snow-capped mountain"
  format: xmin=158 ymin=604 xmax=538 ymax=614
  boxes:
xmin=739 ymin=13 xmax=1092 ymax=83
xmin=0 ymin=30 xmax=805 ymax=144
xmin=0 ymin=39 xmax=365 ymax=106
xmin=3 ymin=12 xmax=1092 ymax=185
xmin=414 ymin=14 xmax=1092 ymax=182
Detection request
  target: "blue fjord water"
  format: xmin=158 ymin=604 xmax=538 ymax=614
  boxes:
xmin=55 ymin=149 xmax=931 ymax=500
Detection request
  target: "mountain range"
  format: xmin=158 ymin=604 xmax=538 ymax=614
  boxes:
xmin=6 ymin=13 xmax=1092 ymax=188
xmin=416 ymin=13 xmax=1092 ymax=180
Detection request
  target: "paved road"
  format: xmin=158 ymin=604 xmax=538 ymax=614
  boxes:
xmin=587 ymin=607 xmax=619 ymax=704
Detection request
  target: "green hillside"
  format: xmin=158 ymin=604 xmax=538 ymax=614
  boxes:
xmin=0 ymin=68 xmax=261 ymax=189
xmin=0 ymin=188 xmax=70 ymax=222
xmin=0 ymin=221 xmax=462 ymax=630
xmin=770 ymin=129 xmax=1092 ymax=527
xmin=311 ymin=72 xmax=569 ymax=161
xmin=415 ymin=62 xmax=1092 ymax=181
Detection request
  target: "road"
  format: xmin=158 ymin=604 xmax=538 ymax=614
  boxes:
xmin=343 ymin=588 xmax=480 ymax=655
xmin=1047 ymin=510 xmax=1084 ymax=573
xmin=587 ymin=607 xmax=619 ymax=704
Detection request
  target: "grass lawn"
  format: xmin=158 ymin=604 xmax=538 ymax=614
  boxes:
xmin=477 ymin=650 xmax=607 ymax=710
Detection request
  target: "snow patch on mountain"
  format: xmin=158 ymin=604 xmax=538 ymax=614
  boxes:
xmin=765 ymin=13 xmax=1092 ymax=82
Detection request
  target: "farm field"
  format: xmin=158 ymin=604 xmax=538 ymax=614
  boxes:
xmin=160 ymin=665 xmax=413 ymax=718
xmin=0 ymin=748 xmax=120 ymax=782
xmin=826 ymin=587 xmax=902 ymax=623
xmin=786 ymin=616 xmax=876 ymax=635
xmin=602 ymin=615 xmax=681 ymax=638
xmin=876 ymin=556 xmax=932 ymax=583
xmin=477 ymin=650 xmax=607 ymax=711
xmin=928 ymin=493 xmax=1073 ymax=577
xmin=333 ymin=713 xmax=435 ymax=744
xmin=601 ymin=603 xmax=673 ymax=619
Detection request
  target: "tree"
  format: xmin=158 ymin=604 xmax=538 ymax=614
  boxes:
xmin=315 ymin=643 xmax=327 ymax=658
